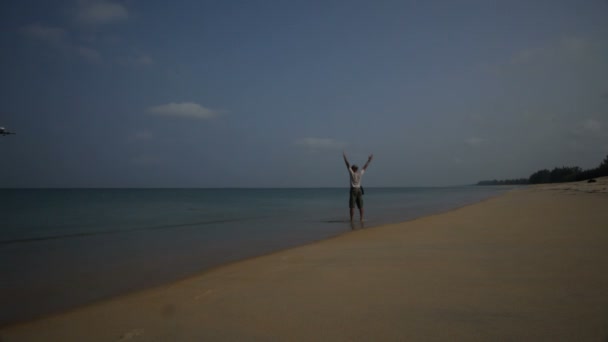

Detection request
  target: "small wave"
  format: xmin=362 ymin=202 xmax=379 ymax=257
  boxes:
xmin=0 ymin=216 xmax=266 ymax=246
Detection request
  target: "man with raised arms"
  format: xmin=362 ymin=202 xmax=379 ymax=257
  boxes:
xmin=343 ymin=152 xmax=373 ymax=222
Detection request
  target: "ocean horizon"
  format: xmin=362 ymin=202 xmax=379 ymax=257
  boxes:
xmin=1 ymin=186 xmax=510 ymax=325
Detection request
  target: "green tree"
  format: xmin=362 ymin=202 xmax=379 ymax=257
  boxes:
xmin=529 ymin=169 xmax=551 ymax=184
xmin=600 ymin=154 xmax=608 ymax=170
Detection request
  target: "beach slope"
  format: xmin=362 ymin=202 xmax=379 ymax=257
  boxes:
xmin=2 ymin=179 xmax=608 ymax=341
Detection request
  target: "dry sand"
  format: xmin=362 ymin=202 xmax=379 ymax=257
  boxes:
xmin=2 ymin=178 xmax=608 ymax=341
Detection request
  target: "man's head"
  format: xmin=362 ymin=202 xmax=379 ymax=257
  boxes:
xmin=351 ymin=165 xmax=359 ymax=172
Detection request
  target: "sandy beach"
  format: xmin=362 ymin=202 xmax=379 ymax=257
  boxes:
xmin=2 ymin=178 xmax=608 ymax=341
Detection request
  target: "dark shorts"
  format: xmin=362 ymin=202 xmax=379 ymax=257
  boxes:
xmin=349 ymin=187 xmax=363 ymax=209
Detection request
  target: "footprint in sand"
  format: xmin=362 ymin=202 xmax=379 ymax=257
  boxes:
xmin=118 ymin=328 xmax=144 ymax=340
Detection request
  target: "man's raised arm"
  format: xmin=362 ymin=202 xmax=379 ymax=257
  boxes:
xmin=343 ymin=151 xmax=350 ymax=169
xmin=363 ymin=154 xmax=374 ymax=171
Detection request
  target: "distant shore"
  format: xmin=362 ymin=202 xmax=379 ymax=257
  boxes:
xmin=2 ymin=178 xmax=608 ymax=341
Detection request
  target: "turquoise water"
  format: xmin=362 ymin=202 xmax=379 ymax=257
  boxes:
xmin=0 ymin=187 xmax=507 ymax=325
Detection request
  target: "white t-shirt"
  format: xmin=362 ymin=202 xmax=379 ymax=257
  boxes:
xmin=348 ymin=169 xmax=365 ymax=188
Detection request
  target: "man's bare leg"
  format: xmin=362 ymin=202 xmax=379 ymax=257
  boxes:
xmin=359 ymin=207 xmax=364 ymax=222
xmin=350 ymin=208 xmax=355 ymax=222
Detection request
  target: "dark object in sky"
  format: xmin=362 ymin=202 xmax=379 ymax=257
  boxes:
xmin=0 ymin=127 xmax=16 ymax=136
xmin=587 ymin=179 xmax=597 ymax=183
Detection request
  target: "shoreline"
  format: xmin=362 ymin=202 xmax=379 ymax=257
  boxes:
xmin=0 ymin=187 xmax=505 ymax=327
xmin=2 ymin=179 xmax=607 ymax=341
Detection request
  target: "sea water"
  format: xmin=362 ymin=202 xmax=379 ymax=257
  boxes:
xmin=0 ymin=186 xmax=507 ymax=325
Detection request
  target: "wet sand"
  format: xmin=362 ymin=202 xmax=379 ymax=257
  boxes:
xmin=2 ymin=178 xmax=608 ymax=341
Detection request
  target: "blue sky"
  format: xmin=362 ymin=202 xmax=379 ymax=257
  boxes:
xmin=1 ymin=0 xmax=607 ymax=187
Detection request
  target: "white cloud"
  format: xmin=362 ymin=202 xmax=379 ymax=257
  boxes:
xmin=568 ymin=119 xmax=607 ymax=152
xmin=148 ymin=102 xmax=218 ymax=119
xmin=134 ymin=54 xmax=154 ymax=66
xmin=76 ymin=0 xmax=128 ymax=25
xmin=581 ymin=119 xmax=602 ymax=132
xmin=76 ymin=46 xmax=102 ymax=63
xmin=295 ymin=137 xmax=347 ymax=150
xmin=22 ymin=24 xmax=102 ymax=63
xmin=130 ymin=130 xmax=153 ymax=141
xmin=485 ymin=35 xmax=604 ymax=75
xmin=509 ymin=36 xmax=593 ymax=67
xmin=465 ymin=137 xmax=484 ymax=146
xmin=22 ymin=24 xmax=68 ymax=47
xmin=509 ymin=46 xmax=543 ymax=66
xmin=572 ymin=119 xmax=604 ymax=137
xmin=118 ymin=53 xmax=154 ymax=67
xmin=21 ymin=3 xmax=145 ymax=68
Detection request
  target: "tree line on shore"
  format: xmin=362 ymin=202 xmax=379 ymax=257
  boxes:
xmin=477 ymin=154 xmax=608 ymax=186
